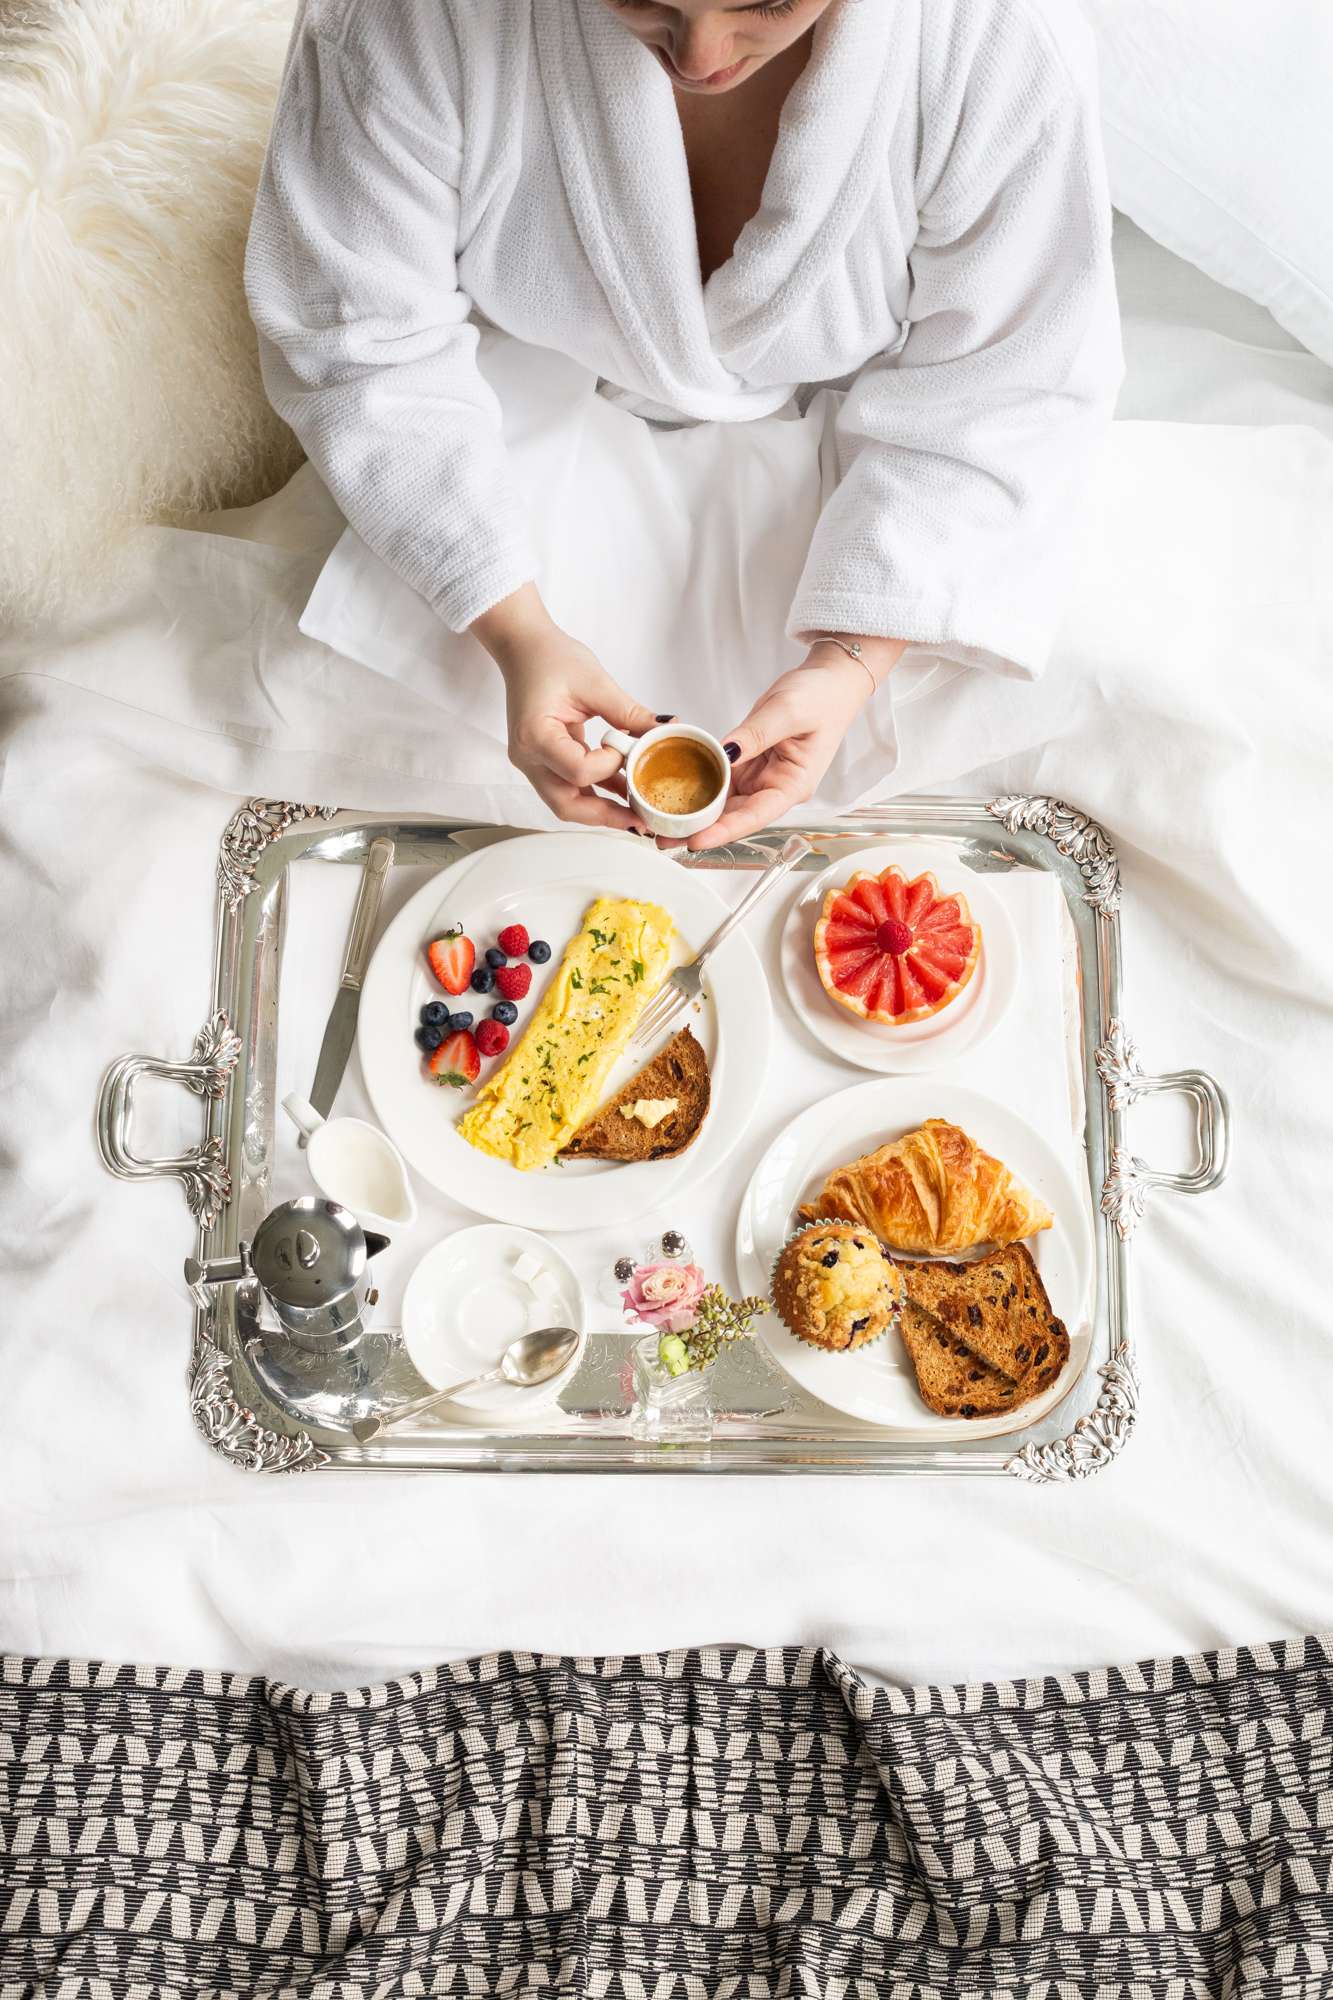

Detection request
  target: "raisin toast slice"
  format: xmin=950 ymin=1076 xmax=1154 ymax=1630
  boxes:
xmin=562 ymin=1028 xmax=710 ymax=1162
xmin=898 ymin=1298 xmax=1071 ymax=1420
xmin=897 ymin=1301 xmax=1027 ymax=1419
xmin=898 ymin=1243 xmax=1066 ymax=1384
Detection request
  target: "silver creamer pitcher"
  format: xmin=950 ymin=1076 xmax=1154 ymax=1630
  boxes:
xmin=185 ymin=1196 xmax=389 ymax=1357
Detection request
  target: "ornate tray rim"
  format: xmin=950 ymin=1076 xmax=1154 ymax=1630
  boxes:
xmin=96 ymin=796 xmax=1228 ymax=1482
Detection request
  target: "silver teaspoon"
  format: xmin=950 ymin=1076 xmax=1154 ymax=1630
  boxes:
xmin=351 ymin=1324 xmax=580 ymax=1443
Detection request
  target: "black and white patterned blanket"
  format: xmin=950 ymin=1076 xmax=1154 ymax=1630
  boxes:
xmin=2 ymin=1637 xmax=1330 ymax=1997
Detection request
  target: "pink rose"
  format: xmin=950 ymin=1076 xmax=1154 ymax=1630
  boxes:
xmin=621 ymin=1261 xmax=708 ymax=1334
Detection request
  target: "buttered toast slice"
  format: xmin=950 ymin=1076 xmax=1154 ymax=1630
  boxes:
xmin=562 ymin=1028 xmax=710 ymax=1163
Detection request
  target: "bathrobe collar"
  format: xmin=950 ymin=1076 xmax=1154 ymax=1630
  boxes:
xmin=536 ymin=0 xmax=896 ymax=413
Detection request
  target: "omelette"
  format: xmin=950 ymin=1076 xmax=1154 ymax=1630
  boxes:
xmin=458 ymin=897 xmax=677 ymax=1171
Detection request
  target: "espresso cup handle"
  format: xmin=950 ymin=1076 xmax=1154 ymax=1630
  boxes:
xmin=601 ymin=727 xmax=636 ymax=761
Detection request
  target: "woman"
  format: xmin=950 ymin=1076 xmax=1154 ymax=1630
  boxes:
xmin=246 ymin=0 xmax=1121 ymax=845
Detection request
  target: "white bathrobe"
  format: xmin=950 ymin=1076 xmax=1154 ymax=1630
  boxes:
xmin=245 ymin=0 xmax=1122 ymax=807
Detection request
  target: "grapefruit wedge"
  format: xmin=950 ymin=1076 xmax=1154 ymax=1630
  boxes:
xmin=813 ymin=865 xmax=982 ymax=1026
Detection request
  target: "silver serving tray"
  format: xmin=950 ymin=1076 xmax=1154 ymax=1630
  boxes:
xmin=97 ymin=795 xmax=1228 ymax=1480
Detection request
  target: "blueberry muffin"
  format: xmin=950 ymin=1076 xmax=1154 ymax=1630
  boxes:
xmin=771 ymin=1222 xmax=904 ymax=1353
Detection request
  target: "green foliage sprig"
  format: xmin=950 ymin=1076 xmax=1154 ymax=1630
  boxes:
xmin=658 ymin=1285 xmax=768 ymax=1376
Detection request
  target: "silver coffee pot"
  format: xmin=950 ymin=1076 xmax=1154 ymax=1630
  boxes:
xmin=185 ymin=1197 xmax=390 ymax=1357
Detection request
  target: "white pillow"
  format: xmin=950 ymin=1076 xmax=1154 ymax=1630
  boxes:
xmin=1082 ymin=0 xmax=1333 ymax=368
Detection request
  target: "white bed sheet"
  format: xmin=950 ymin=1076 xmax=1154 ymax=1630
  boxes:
xmin=1 ymin=232 xmax=1331 ymax=1691
xmin=1113 ymin=214 xmax=1333 ymax=436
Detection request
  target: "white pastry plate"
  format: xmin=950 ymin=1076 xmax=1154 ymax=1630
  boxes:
xmin=779 ymin=840 xmax=1018 ymax=1073
xmin=358 ymin=830 xmax=771 ymax=1231
xmin=736 ymin=1078 xmax=1095 ymax=1438
xmin=402 ymin=1224 xmax=585 ymax=1420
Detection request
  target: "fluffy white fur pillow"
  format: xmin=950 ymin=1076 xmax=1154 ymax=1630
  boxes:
xmin=0 ymin=0 xmax=303 ymax=626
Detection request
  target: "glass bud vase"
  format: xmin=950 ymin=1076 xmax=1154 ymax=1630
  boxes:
xmin=628 ymin=1332 xmax=715 ymax=1445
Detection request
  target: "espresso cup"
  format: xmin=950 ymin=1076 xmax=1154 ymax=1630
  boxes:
xmin=601 ymin=721 xmax=731 ymax=838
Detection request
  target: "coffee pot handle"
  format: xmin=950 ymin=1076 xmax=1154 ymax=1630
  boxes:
xmin=183 ymin=1250 xmax=249 ymax=1311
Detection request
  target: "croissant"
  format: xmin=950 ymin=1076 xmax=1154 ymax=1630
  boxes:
xmin=797 ymin=1118 xmax=1053 ymax=1255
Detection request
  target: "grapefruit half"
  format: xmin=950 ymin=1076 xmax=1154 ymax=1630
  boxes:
xmin=813 ymin=865 xmax=982 ymax=1026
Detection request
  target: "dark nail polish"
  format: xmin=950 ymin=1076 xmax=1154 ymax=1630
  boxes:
xmin=655 ymin=713 xmax=673 ymax=724
xmin=724 ymin=741 xmax=741 ymax=763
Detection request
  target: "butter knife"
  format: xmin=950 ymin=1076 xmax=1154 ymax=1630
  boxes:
xmin=308 ymin=836 xmax=395 ymax=1123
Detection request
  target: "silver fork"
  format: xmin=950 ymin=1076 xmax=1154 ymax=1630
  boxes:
xmin=630 ymin=832 xmax=813 ymax=1049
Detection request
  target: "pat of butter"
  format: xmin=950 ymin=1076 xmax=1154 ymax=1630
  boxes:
xmin=618 ymin=1097 xmax=679 ymax=1131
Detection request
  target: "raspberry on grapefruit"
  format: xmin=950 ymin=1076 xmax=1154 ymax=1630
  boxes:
xmin=813 ymin=865 xmax=982 ymax=1026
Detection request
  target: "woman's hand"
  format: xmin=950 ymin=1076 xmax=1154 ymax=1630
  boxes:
xmin=688 ymin=639 xmax=905 ymax=851
xmin=472 ymin=586 xmax=657 ymax=829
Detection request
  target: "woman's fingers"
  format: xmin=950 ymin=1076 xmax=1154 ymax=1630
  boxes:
xmin=529 ymin=769 xmax=639 ymax=830
xmin=527 ymin=717 xmax=623 ymax=788
xmin=595 ymin=679 xmax=660 ymax=739
xmin=719 ymin=696 xmax=793 ymax=772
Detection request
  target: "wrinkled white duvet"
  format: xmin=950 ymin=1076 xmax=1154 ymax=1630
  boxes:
xmin=1 ymin=327 xmax=1330 ymax=1688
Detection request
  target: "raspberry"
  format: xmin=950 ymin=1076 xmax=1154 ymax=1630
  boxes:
xmin=497 ymin=923 xmax=530 ymax=958
xmin=876 ymin=919 xmax=914 ymax=956
xmin=494 ymin=962 xmax=532 ymax=1001
xmin=475 ymin=1018 xmax=509 ymax=1058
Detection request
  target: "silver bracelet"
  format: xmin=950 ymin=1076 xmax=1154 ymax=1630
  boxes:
xmin=809 ymin=635 xmax=877 ymax=696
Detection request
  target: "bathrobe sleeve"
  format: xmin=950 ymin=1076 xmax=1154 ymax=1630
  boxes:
xmin=244 ymin=18 xmax=534 ymax=634
xmin=788 ymin=26 xmax=1123 ymax=677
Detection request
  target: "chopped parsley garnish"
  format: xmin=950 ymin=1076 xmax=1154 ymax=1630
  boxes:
xmin=570 ymin=968 xmax=583 ymax=989
xmin=630 ymin=960 xmax=646 ymax=984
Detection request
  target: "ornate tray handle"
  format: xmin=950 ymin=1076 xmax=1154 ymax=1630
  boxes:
xmin=1095 ymin=1019 xmax=1230 ymax=1239
xmin=1006 ymin=1022 xmax=1228 ymax=1481
xmin=95 ymin=1013 xmax=241 ymax=1230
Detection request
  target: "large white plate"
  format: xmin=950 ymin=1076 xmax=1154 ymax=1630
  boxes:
xmin=358 ymin=831 xmax=770 ymax=1230
xmin=402 ymin=1225 xmax=585 ymax=1420
xmin=736 ymin=1079 xmax=1094 ymax=1437
xmin=779 ymin=841 xmax=1018 ymax=1074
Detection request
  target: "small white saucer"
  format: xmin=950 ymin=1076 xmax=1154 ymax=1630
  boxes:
xmin=401 ymin=1225 xmax=586 ymax=1419
xmin=779 ymin=841 xmax=1019 ymax=1074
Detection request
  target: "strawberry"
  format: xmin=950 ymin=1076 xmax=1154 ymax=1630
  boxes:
xmin=427 ymin=1029 xmax=479 ymax=1087
xmin=425 ymin=926 xmax=475 ymax=996
xmin=497 ymin=923 xmax=530 ymax=958
xmin=475 ymin=1019 xmax=509 ymax=1058
xmin=494 ymin=962 xmax=532 ymax=1002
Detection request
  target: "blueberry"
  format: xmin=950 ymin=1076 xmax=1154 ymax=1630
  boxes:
xmin=414 ymin=1024 xmax=444 ymax=1052
xmin=528 ymin=939 xmax=552 ymax=964
xmin=420 ymin=1000 xmax=449 ymax=1028
xmin=470 ymin=966 xmax=494 ymax=994
xmin=492 ymin=999 xmax=518 ymax=1026
xmin=448 ymin=1010 xmax=474 ymax=1032
xmin=485 ymin=946 xmax=508 ymax=969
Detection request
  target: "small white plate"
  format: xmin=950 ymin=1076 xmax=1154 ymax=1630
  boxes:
xmin=779 ymin=842 xmax=1018 ymax=1073
xmin=357 ymin=830 xmax=771 ymax=1231
xmin=736 ymin=1078 xmax=1094 ymax=1438
xmin=402 ymin=1225 xmax=586 ymax=1419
